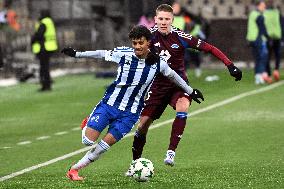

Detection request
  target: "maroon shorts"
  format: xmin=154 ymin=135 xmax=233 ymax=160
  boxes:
xmin=141 ymin=81 xmax=192 ymax=120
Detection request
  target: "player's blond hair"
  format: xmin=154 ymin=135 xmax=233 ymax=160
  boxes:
xmin=156 ymin=4 xmax=173 ymax=15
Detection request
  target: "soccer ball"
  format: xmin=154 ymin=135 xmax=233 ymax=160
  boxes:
xmin=132 ymin=158 xmax=154 ymax=182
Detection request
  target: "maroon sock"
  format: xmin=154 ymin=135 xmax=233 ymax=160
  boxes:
xmin=168 ymin=114 xmax=187 ymax=151
xmin=132 ymin=130 xmax=146 ymax=160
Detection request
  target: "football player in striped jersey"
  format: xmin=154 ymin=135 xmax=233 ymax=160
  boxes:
xmin=62 ymin=25 xmax=204 ymax=181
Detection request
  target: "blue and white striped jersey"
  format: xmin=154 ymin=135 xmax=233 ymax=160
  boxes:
xmin=76 ymin=46 xmax=193 ymax=115
xmin=103 ymin=47 xmax=162 ymax=115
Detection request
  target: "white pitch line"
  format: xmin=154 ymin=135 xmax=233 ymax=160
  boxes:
xmin=54 ymin=131 xmax=68 ymax=136
xmin=17 ymin=141 xmax=32 ymax=145
xmin=1 ymin=147 xmax=12 ymax=149
xmin=1 ymin=81 xmax=283 ymax=182
xmin=36 ymin=136 xmax=51 ymax=140
xmin=71 ymin=127 xmax=81 ymax=131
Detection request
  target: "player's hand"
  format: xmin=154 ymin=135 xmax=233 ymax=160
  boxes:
xmin=61 ymin=47 xmax=76 ymax=57
xmin=190 ymin=89 xmax=204 ymax=104
xmin=145 ymin=51 xmax=160 ymax=65
xmin=227 ymin=64 xmax=242 ymax=81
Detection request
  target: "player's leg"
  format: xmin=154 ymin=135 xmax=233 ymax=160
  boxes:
xmin=67 ymin=127 xmax=101 ymax=181
xmin=132 ymin=100 xmax=169 ymax=161
xmin=73 ymin=132 xmax=116 ymax=171
xmin=132 ymin=115 xmax=153 ymax=160
xmin=125 ymin=115 xmax=153 ymax=177
xmin=69 ymin=112 xmax=137 ymax=181
xmin=126 ymin=104 xmax=167 ymax=177
xmin=131 ymin=86 xmax=170 ymax=161
xmin=67 ymin=102 xmax=110 ymax=181
xmin=165 ymin=93 xmax=190 ymax=166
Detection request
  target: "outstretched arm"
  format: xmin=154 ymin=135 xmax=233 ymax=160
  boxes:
xmin=177 ymin=30 xmax=242 ymax=81
xmin=61 ymin=47 xmax=107 ymax=59
xmin=198 ymin=42 xmax=243 ymax=81
xmin=202 ymin=42 xmax=243 ymax=81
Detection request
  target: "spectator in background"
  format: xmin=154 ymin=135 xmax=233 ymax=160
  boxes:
xmin=264 ymin=0 xmax=282 ymax=81
xmin=172 ymin=1 xmax=206 ymax=77
xmin=246 ymin=0 xmax=272 ymax=84
xmin=0 ymin=0 xmax=20 ymax=31
xmin=0 ymin=9 xmax=5 ymax=69
xmin=31 ymin=10 xmax=58 ymax=92
xmin=184 ymin=17 xmax=206 ymax=77
xmin=0 ymin=1 xmax=20 ymax=70
xmin=172 ymin=1 xmax=186 ymax=30
xmin=6 ymin=9 xmax=20 ymax=31
xmin=138 ymin=12 xmax=155 ymax=29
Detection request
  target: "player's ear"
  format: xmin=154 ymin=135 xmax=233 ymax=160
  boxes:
xmin=146 ymin=40 xmax=151 ymax=48
xmin=154 ymin=16 xmax=157 ymax=23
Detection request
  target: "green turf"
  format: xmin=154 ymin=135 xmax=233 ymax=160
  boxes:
xmin=0 ymin=69 xmax=283 ymax=188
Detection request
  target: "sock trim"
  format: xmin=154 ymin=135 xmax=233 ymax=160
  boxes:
xmin=98 ymin=140 xmax=110 ymax=151
xmin=82 ymin=135 xmax=95 ymax=146
xmin=176 ymin=112 xmax=188 ymax=119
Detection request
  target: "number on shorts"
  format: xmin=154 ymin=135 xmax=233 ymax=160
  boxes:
xmin=91 ymin=115 xmax=100 ymax=122
xmin=146 ymin=91 xmax=152 ymax=101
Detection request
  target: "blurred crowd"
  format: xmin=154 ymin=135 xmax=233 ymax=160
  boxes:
xmin=246 ymin=0 xmax=283 ymax=84
xmin=0 ymin=0 xmax=20 ymax=70
xmin=0 ymin=0 xmax=283 ymax=87
xmin=137 ymin=0 xmax=283 ymax=84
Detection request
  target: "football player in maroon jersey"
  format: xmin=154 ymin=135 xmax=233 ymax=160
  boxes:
xmin=125 ymin=3 xmax=242 ymax=173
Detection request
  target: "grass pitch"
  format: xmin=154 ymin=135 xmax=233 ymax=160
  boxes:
xmin=0 ymin=69 xmax=283 ymax=188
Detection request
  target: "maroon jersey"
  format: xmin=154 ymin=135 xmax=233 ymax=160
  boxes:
xmin=150 ymin=25 xmax=232 ymax=83
xmin=141 ymin=25 xmax=233 ymax=120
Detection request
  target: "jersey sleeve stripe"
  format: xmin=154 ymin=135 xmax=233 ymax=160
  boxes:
xmin=150 ymin=25 xmax=158 ymax=33
xmin=172 ymin=26 xmax=193 ymax=40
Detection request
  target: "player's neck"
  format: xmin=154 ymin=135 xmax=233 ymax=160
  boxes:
xmin=136 ymin=51 xmax=149 ymax=59
xmin=159 ymin=31 xmax=170 ymax=36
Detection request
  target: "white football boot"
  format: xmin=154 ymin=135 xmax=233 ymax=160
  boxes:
xmin=164 ymin=150 xmax=175 ymax=166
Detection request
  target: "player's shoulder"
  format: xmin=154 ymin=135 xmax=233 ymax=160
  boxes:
xmin=171 ymin=26 xmax=193 ymax=40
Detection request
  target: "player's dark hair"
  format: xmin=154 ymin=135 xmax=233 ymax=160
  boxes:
xmin=128 ymin=25 xmax=152 ymax=41
xmin=156 ymin=4 xmax=173 ymax=14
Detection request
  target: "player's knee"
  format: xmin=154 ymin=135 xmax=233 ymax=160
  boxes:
xmin=138 ymin=116 xmax=153 ymax=133
xmin=82 ymin=135 xmax=95 ymax=146
xmin=176 ymin=98 xmax=190 ymax=112
xmin=81 ymin=127 xmax=95 ymax=146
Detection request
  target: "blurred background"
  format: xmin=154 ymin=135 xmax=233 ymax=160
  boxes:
xmin=0 ymin=0 xmax=283 ymax=83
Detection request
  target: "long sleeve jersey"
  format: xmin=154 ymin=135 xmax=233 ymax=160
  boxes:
xmin=150 ymin=25 xmax=232 ymax=80
xmin=75 ymin=47 xmax=193 ymax=114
